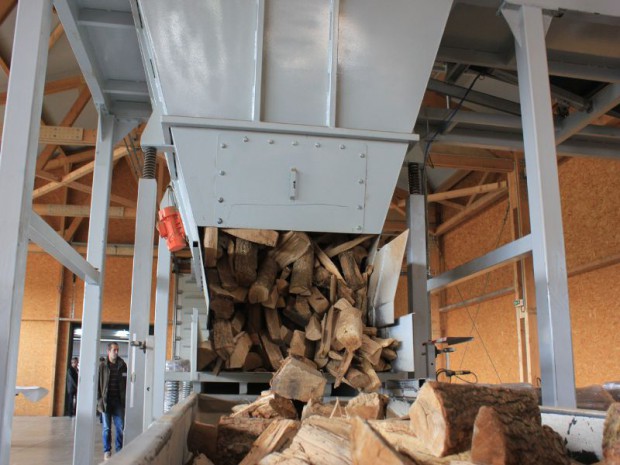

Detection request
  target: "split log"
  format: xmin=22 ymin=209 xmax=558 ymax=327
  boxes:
xmin=228 ymin=332 xmax=253 ymax=369
xmin=350 ymin=417 xmax=416 ymax=465
xmin=203 ymin=227 xmax=218 ymax=268
xmin=301 ymin=398 xmax=346 ymax=420
xmin=337 ymin=281 xmax=356 ymax=305
xmin=285 ymin=416 xmax=352 ymax=465
xmin=359 ymin=359 xmax=381 ymax=393
xmin=232 ymin=392 xmax=298 ymax=420
xmin=289 ymin=330 xmax=313 ymax=359
xmin=344 ymin=368 xmax=370 ymax=391
xmin=239 ymin=419 xmax=300 ymax=465
xmin=249 ymin=254 xmax=279 ymax=304
xmin=231 ymin=311 xmax=246 ymax=335
xmin=339 ymin=250 xmax=365 ymax=291
xmin=217 ymin=257 xmax=238 ymax=290
xmin=316 ymin=306 xmax=335 ymax=359
xmin=334 ymin=299 xmax=364 ymax=387
xmin=243 ymin=352 xmax=265 ymax=371
xmin=308 ymin=287 xmax=330 ymax=315
xmin=276 ymin=279 xmax=289 ymax=296
xmin=345 ymin=393 xmax=389 ymax=420
xmin=313 ymin=242 xmax=344 ymax=281
xmin=471 ymin=406 xmax=570 ymax=465
xmin=359 ymin=334 xmax=382 ymax=365
xmin=263 ymin=285 xmax=279 ymax=310
xmin=273 ymin=232 xmax=312 ymax=268
xmin=305 ymin=314 xmax=322 ymax=341
xmin=248 ymin=304 xmax=263 ymax=334
xmin=409 ymin=381 xmax=540 ymax=457
xmin=314 ymin=266 xmax=332 ymax=288
xmin=224 ymin=228 xmax=279 ymax=247
xmin=329 ymin=275 xmax=338 ymax=304
xmin=235 ymin=238 xmax=259 ymax=287
xmin=260 ymin=333 xmax=284 ymax=371
xmin=210 ymin=295 xmax=235 ymax=319
xmin=270 ymin=356 xmax=326 ymax=402
xmin=290 ymin=248 xmax=314 ymax=296
xmin=280 ymin=326 xmax=293 ymax=346
xmin=265 ymin=308 xmax=283 ymax=344
xmin=197 ymin=340 xmax=217 ymax=371
xmin=284 ymin=296 xmax=312 ymax=327
xmin=213 ymin=319 xmax=235 ymax=360
xmin=193 ymin=454 xmax=215 ymax=465
xmin=325 ymin=234 xmax=374 ymax=258
xmin=217 ymin=417 xmax=274 ymax=465
xmin=352 ymin=245 xmax=368 ymax=266
xmin=604 ymin=403 xmax=620 ymax=463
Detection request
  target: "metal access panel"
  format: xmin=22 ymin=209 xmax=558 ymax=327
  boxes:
xmin=171 ymin=127 xmax=407 ymax=233
xmin=174 ymin=273 xmax=208 ymax=361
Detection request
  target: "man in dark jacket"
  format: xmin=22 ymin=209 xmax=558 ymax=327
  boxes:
xmin=98 ymin=342 xmax=127 ymax=461
xmin=65 ymin=357 xmax=79 ymax=416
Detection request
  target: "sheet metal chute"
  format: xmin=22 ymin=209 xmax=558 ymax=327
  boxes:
xmin=134 ymin=0 xmax=453 ymax=237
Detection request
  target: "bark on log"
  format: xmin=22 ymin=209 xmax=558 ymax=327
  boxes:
xmin=471 ymin=406 xmax=570 ymax=465
xmin=249 ymin=254 xmax=279 ymax=304
xmin=260 ymin=333 xmax=284 ymax=371
xmin=410 ymin=381 xmax=540 ymax=457
xmin=235 ymin=238 xmax=259 ymax=287
xmin=239 ymin=419 xmax=300 ymax=465
xmin=604 ymin=403 xmax=620 ymax=464
xmin=290 ymin=248 xmax=314 ymax=296
xmin=350 ymin=417 xmax=416 ymax=465
xmin=228 ymin=332 xmax=253 ymax=369
xmin=265 ymin=308 xmax=283 ymax=344
xmin=339 ymin=250 xmax=365 ymax=291
xmin=213 ymin=319 xmax=235 ymax=360
xmin=273 ymin=232 xmax=312 ymax=268
xmin=217 ymin=257 xmax=238 ymax=290
xmin=217 ymin=417 xmax=274 ymax=465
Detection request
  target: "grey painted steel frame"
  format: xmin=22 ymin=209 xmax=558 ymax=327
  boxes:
xmin=407 ymin=195 xmax=434 ymax=379
xmin=28 ymin=212 xmax=100 ymax=284
xmin=73 ymin=112 xmax=117 ymax=465
xmin=503 ymin=4 xmax=577 ymax=407
xmin=124 ymin=178 xmax=158 ymax=443
xmin=0 ymin=2 xmax=52 ymax=463
xmin=152 ymin=236 xmax=171 ymax=421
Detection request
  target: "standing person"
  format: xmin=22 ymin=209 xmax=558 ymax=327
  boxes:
xmin=98 ymin=342 xmax=127 ymax=461
xmin=65 ymin=357 xmax=79 ymax=416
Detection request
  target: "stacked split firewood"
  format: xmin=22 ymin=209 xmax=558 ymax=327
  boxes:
xmin=198 ymin=228 xmax=400 ymax=390
xmin=188 ymin=381 xmax=617 ymax=465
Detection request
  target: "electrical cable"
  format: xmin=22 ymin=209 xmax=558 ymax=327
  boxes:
xmin=422 ymin=73 xmax=483 ymax=170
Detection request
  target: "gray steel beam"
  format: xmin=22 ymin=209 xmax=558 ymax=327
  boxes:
xmin=406 ymin=174 xmax=434 ymax=379
xmin=73 ymin=112 xmax=116 ymax=465
xmin=54 ymin=0 xmax=108 ymax=106
xmin=428 ymin=235 xmax=532 ymax=292
xmin=505 ymin=0 xmax=620 ymax=17
xmin=78 ymin=8 xmax=135 ymax=28
xmin=124 ymin=178 xmax=158 ymax=443
xmin=427 ymin=79 xmax=522 ymax=115
xmin=437 ymin=47 xmax=620 ymax=83
xmin=418 ymin=107 xmax=523 ymax=129
xmin=152 ymin=236 xmax=171 ymax=421
xmin=28 ymin=212 xmax=100 ymax=284
xmin=504 ymin=4 xmax=576 ymax=408
xmin=556 ymin=84 xmax=620 ymax=144
xmin=102 ymin=80 xmax=150 ymax=97
xmin=0 ymin=2 xmax=52 ymax=463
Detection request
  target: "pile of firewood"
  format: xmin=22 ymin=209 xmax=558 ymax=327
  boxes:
xmin=197 ymin=228 xmax=400 ymax=389
xmin=188 ymin=382 xmax=620 ymax=465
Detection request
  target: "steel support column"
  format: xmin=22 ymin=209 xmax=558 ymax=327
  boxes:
xmin=124 ymin=177 xmax=157 ymax=443
xmin=0 ymin=2 xmax=52 ymax=463
xmin=152 ymin=236 xmax=171 ymax=421
xmin=72 ymin=112 xmax=117 ymax=465
xmin=406 ymin=163 xmax=433 ymax=379
xmin=503 ymin=4 xmax=577 ymax=407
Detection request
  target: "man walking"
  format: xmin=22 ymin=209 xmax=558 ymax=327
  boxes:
xmin=65 ymin=357 xmax=79 ymax=416
xmin=98 ymin=342 xmax=127 ymax=461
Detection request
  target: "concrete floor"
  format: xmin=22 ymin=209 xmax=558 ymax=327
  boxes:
xmin=10 ymin=416 xmax=109 ymax=465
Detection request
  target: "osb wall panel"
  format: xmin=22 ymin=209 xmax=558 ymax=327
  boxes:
xmin=569 ymin=264 xmax=620 ymax=386
xmin=22 ymin=254 xmax=60 ymax=320
xmin=14 ymin=321 xmax=57 ymax=416
xmin=560 ymin=157 xmax=620 ymax=269
xmin=442 ymin=200 xmax=513 ymax=305
xmin=444 ymin=294 xmax=520 ymax=384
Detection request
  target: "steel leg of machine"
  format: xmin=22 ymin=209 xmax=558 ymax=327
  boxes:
xmin=73 ymin=112 xmax=117 ymax=465
xmin=503 ymin=4 xmax=576 ymax=407
xmin=406 ymin=163 xmax=434 ymax=379
xmin=124 ymin=178 xmax=157 ymax=443
xmin=0 ymin=2 xmax=52 ymax=463
xmin=152 ymin=236 xmax=171 ymax=421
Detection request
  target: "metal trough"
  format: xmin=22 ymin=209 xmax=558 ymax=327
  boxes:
xmin=134 ymin=0 xmax=453 ymax=236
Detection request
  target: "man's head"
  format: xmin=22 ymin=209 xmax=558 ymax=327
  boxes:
xmin=107 ymin=343 xmax=119 ymax=363
xmin=71 ymin=357 xmax=78 ymax=369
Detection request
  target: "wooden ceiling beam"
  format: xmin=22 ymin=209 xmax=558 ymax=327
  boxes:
xmin=33 ymin=204 xmax=137 ymax=219
xmin=48 ymin=22 xmax=64 ymax=50
xmin=42 ymin=149 xmax=94 ymax=170
xmin=428 ymin=152 xmax=514 ymax=173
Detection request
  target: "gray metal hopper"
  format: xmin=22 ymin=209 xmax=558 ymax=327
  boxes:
xmin=134 ymin=0 xmax=453 ymax=235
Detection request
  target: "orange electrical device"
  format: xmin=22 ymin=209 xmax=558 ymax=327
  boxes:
xmin=157 ymin=206 xmax=187 ymax=252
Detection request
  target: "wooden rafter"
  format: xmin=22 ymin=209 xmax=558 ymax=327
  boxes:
xmin=67 ymin=180 xmax=136 ymax=208
xmin=63 ymin=217 xmax=83 ymax=241
xmin=33 ymin=204 xmax=137 ymax=219
xmin=0 ymin=75 xmax=85 ymax=105
xmin=0 ymin=1 xmax=17 ymax=27
xmin=428 ymin=153 xmax=514 ymax=173
xmin=43 ymin=149 xmax=94 ymax=170
xmin=466 ymin=172 xmax=491 ymax=207
xmin=436 ymin=170 xmax=470 ymax=192
xmin=48 ymin=22 xmax=64 ymax=50
xmin=32 ymin=147 xmax=129 ymax=199
xmin=37 ymin=85 xmax=92 ymax=170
